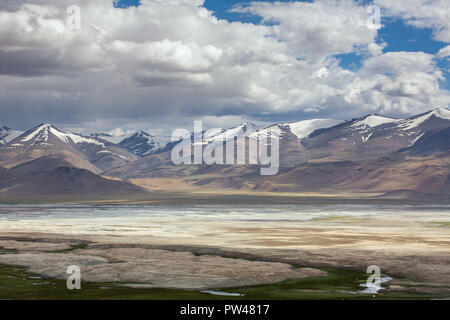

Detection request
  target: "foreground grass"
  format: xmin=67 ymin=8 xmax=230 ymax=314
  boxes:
xmin=222 ymin=267 xmax=449 ymax=300
xmin=0 ymin=265 xmax=221 ymax=300
xmin=1 ymin=264 xmax=448 ymax=300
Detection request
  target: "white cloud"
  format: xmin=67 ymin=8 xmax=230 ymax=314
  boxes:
xmin=375 ymin=0 xmax=450 ymax=43
xmin=0 ymin=0 xmax=448 ymax=132
xmin=347 ymin=52 xmax=449 ymax=115
xmin=232 ymin=0 xmax=379 ymax=63
xmin=437 ymin=45 xmax=450 ymax=58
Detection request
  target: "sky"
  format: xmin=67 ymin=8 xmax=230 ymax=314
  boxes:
xmin=0 ymin=0 xmax=449 ymax=135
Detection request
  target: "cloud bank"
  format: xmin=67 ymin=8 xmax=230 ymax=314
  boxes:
xmin=0 ymin=0 xmax=449 ymax=132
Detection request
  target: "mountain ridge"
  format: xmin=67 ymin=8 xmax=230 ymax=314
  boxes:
xmin=1 ymin=107 xmax=449 ymax=199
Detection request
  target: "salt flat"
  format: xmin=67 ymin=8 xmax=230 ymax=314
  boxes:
xmin=0 ymin=204 xmax=449 ymax=293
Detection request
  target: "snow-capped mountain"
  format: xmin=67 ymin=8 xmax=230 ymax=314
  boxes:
xmin=8 ymin=123 xmax=106 ymax=148
xmin=350 ymin=114 xmax=398 ymax=129
xmin=0 ymin=124 xmax=136 ymax=173
xmin=119 ymin=131 xmax=172 ymax=156
xmin=303 ymin=107 xmax=450 ymax=161
xmin=1 ymin=108 xmax=449 ymax=199
xmin=345 ymin=107 xmax=450 ymax=145
xmin=91 ymin=129 xmax=136 ymax=144
xmin=1 ymin=107 xmax=449 ymax=179
xmin=196 ymin=119 xmax=339 ymax=145
xmin=253 ymin=119 xmax=342 ymax=141
xmin=396 ymin=107 xmax=450 ymax=131
xmin=173 ymin=119 xmax=342 ymax=167
xmin=202 ymin=122 xmax=257 ymax=144
xmin=0 ymin=126 xmax=23 ymax=146
xmin=92 ymin=129 xmax=172 ymax=157
xmin=165 ymin=108 xmax=450 ymax=167
xmin=244 ymin=119 xmax=343 ymax=166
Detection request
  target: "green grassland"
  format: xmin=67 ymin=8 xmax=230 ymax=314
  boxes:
xmin=0 ymin=263 xmax=448 ymax=300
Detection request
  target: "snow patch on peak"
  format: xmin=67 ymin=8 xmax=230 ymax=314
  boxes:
xmin=430 ymin=107 xmax=450 ymax=120
xmin=204 ymin=123 xmax=257 ymax=143
xmin=21 ymin=124 xmax=51 ymax=143
xmin=21 ymin=124 xmax=105 ymax=147
xmin=91 ymin=128 xmax=139 ymax=144
xmin=60 ymin=130 xmax=105 ymax=147
xmin=236 ymin=122 xmax=257 ymax=131
xmin=134 ymin=131 xmax=153 ymax=138
xmin=399 ymin=107 xmax=450 ymax=131
xmin=352 ymin=115 xmax=398 ymax=128
xmin=251 ymin=119 xmax=341 ymax=141
xmin=289 ymin=119 xmax=342 ymax=140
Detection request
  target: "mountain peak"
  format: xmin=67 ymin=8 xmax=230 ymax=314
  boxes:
xmin=239 ymin=122 xmax=256 ymax=127
xmin=256 ymin=118 xmax=342 ymax=141
xmin=235 ymin=122 xmax=256 ymax=133
xmin=118 ymin=130 xmax=165 ymax=157
xmin=17 ymin=123 xmax=105 ymax=147
xmin=429 ymin=107 xmax=450 ymax=119
xmin=91 ymin=129 xmax=149 ymax=144
xmin=34 ymin=123 xmax=54 ymax=129
xmin=135 ymin=130 xmax=153 ymax=138
xmin=288 ymin=118 xmax=342 ymax=140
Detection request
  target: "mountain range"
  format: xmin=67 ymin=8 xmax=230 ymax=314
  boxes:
xmin=0 ymin=107 xmax=449 ymax=199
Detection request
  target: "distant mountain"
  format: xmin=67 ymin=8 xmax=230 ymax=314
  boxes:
xmin=105 ymin=109 xmax=450 ymax=180
xmin=0 ymin=124 xmax=137 ymax=173
xmin=105 ymin=119 xmax=343 ymax=177
xmin=92 ymin=130 xmax=171 ymax=157
xmin=202 ymin=122 xmax=257 ymax=143
xmin=0 ymin=126 xmax=23 ymax=146
xmin=1 ymin=108 xmax=449 ymax=199
xmin=90 ymin=130 xmax=134 ymax=144
xmin=303 ymin=108 xmax=450 ymax=161
xmin=256 ymin=119 xmax=342 ymax=141
xmin=119 ymin=131 xmax=171 ymax=156
xmin=251 ymin=119 xmax=342 ymax=166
